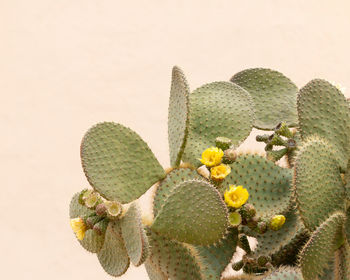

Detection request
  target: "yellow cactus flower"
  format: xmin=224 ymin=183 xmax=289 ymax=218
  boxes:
xmin=70 ymin=217 xmax=87 ymax=240
xmin=269 ymin=215 xmax=286 ymax=231
xmin=199 ymin=147 xmax=224 ymax=167
xmin=211 ymin=164 xmax=231 ymax=181
xmin=224 ymin=185 xmax=249 ymax=208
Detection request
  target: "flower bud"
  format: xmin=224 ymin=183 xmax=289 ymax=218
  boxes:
xmin=215 ymin=136 xmax=232 ymax=151
xmin=269 ymin=215 xmax=286 ymax=231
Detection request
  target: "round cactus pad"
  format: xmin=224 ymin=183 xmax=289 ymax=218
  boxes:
xmin=81 ymin=122 xmax=165 ymax=203
xmin=231 ymin=68 xmax=298 ymax=130
xmin=183 ymin=81 xmax=254 ymax=166
xmin=152 ymin=179 xmax=228 ymax=245
xmin=298 ymin=79 xmax=350 ymax=171
xmin=294 ymin=136 xmax=345 ymax=231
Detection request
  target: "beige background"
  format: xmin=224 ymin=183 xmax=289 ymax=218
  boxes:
xmin=2 ymin=0 xmax=350 ymax=279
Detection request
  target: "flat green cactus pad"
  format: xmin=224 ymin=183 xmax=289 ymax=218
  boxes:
xmin=252 ymin=209 xmax=304 ymax=258
xmin=69 ymin=192 xmax=105 ymax=253
xmin=231 ymin=68 xmax=298 ymax=130
xmin=299 ymin=211 xmax=346 ymax=280
xmin=144 ymin=259 xmax=168 ymax=280
xmin=183 ymin=81 xmax=254 ymax=166
xmin=224 ymin=154 xmax=292 ymax=219
xmin=153 ymin=168 xmax=201 ymax=216
xmin=294 ymin=136 xmax=345 ymax=231
xmin=120 ymin=202 xmax=149 ymax=266
xmin=262 ymin=267 xmax=303 ymax=280
xmin=152 ymin=179 xmax=228 ymax=245
xmin=81 ymin=122 xmax=165 ymax=203
xmin=193 ymin=227 xmax=238 ymax=280
xmin=168 ymin=66 xmax=191 ymax=167
xmin=147 ymin=228 xmax=202 ymax=280
xmin=97 ymin=220 xmax=130 ymax=277
xmin=297 ymin=79 xmax=350 ymax=171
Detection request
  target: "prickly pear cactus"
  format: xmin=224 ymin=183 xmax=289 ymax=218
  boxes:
xmin=68 ymin=66 xmax=350 ymax=280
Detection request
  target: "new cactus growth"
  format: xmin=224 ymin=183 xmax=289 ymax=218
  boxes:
xmin=69 ymin=66 xmax=350 ymax=279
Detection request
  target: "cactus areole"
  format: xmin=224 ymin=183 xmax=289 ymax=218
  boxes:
xmin=69 ymin=66 xmax=350 ymax=280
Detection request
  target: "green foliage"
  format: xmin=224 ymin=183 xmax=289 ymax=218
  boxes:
xmin=231 ymin=68 xmax=298 ymax=130
xmin=223 ymin=154 xmax=292 ymax=219
xmin=120 ymin=202 xmax=149 ymax=266
xmin=193 ymin=228 xmax=239 ymax=279
xmin=249 ymin=209 xmax=304 ymax=259
xmin=168 ymin=66 xmax=191 ymax=166
xmin=297 ymin=79 xmax=350 ymax=171
xmin=69 ymin=66 xmax=350 ymax=280
xmin=183 ymin=81 xmax=254 ymax=166
xmin=97 ymin=220 xmax=130 ymax=276
xmin=153 ymin=168 xmax=201 ymax=216
xmin=81 ymin=122 xmax=165 ymax=203
xmin=299 ymin=212 xmax=346 ymax=280
xmin=293 ymin=136 xmax=345 ymax=231
xmin=151 ymin=179 xmax=228 ymax=245
xmin=146 ymin=227 xmax=203 ymax=280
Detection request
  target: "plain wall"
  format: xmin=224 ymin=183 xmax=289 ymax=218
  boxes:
xmin=1 ymin=1 xmax=350 ymax=279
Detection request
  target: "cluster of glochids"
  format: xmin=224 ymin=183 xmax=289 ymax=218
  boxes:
xmin=197 ymin=138 xmax=286 ymax=274
xmin=256 ymin=122 xmax=297 ymax=163
xmin=70 ymin=189 xmax=122 ymax=241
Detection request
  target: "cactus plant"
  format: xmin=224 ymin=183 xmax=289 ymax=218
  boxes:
xmin=68 ymin=66 xmax=350 ymax=279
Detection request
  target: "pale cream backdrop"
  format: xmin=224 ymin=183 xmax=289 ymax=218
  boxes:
xmin=2 ymin=0 xmax=350 ymax=279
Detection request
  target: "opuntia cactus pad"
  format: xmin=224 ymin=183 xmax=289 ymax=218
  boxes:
xmin=69 ymin=66 xmax=350 ymax=280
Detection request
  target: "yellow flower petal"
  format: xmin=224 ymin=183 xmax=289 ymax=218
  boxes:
xmin=199 ymin=147 xmax=224 ymax=167
xmin=70 ymin=217 xmax=87 ymax=240
xmin=210 ymin=164 xmax=231 ymax=181
xmin=224 ymin=185 xmax=249 ymax=208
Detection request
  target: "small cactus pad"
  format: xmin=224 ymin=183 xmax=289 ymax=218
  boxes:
xmin=168 ymin=66 xmax=191 ymax=166
xmin=69 ymin=192 xmax=105 ymax=253
xmin=299 ymin=211 xmax=346 ymax=280
xmin=252 ymin=209 xmax=304 ymax=258
xmin=97 ymin=220 xmax=130 ymax=277
xmin=193 ymin=228 xmax=239 ymax=279
xmin=153 ymin=168 xmax=201 ymax=217
xmin=147 ymin=228 xmax=202 ymax=280
xmin=120 ymin=202 xmax=149 ymax=266
xmin=224 ymin=154 xmax=292 ymax=219
xmin=81 ymin=122 xmax=165 ymax=203
xmin=262 ymin=267 xmax=303 ymax=280
xmin=297 ymin=79 xmax=350 ymax=171
xmin=152 ymin=179 xmax=228 ymax=245
xmin=293 ymin=136 xmax=345 ymax=231
xmin=183 ymin=81 xmax=254 ymax=166
xmin=144 ymin=259 xmax=168 ymax=280
xmin=231 ymin=68 xmax=298 ymax=130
